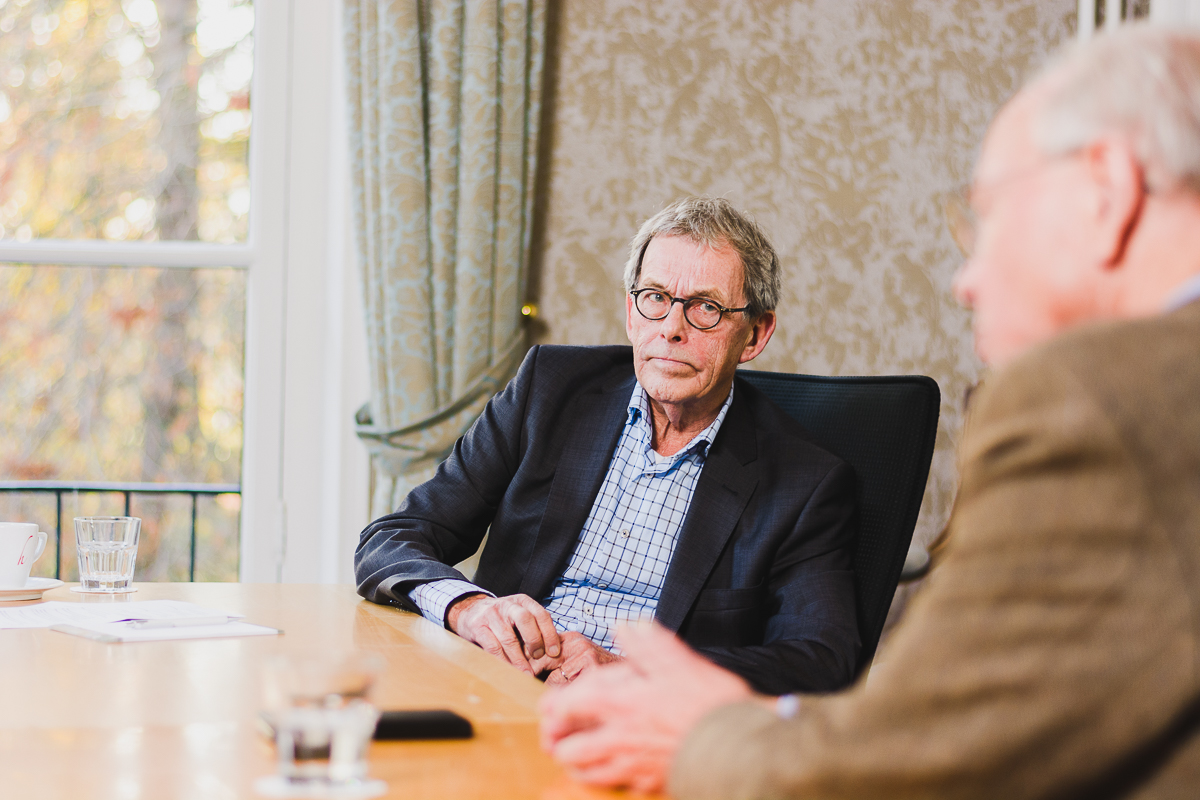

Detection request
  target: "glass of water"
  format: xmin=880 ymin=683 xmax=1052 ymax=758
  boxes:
xmin=257 ymin=651 xmax=387 ymax=799
xmin=74 ymin=516 xmax=140 ymax=593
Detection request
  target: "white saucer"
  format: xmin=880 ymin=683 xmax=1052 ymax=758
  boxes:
xmin=253 ymin=777 xmax=386 ymax=799
xmin=0 ymin=577 xmax=65 ymax=602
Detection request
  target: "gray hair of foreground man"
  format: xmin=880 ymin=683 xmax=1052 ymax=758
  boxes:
xmin=622 ymin=197 xmax=782 ymax=319
xmin=1035 ymin=26 xmax=1200 ymax=194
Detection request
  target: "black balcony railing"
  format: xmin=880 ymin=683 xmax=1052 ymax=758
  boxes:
xmin=0 ymin=481 xmax=241 ymax=581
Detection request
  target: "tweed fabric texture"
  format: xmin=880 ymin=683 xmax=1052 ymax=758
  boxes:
xmin=673 ymin=301 xmax=1200 ymax=799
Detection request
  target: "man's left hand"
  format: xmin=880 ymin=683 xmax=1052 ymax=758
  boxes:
xmin=538 ymin=622 xmax=757 ymax=793
xmin=536 ymin=631 xmax=624 ymax=685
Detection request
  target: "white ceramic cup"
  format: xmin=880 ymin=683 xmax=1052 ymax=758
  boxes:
xmin=0 ymin=522 xmax=49 ymax=589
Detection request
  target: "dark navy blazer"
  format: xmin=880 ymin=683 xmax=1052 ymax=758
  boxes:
xmin=355 ymin=345 xmax=860 ymax=694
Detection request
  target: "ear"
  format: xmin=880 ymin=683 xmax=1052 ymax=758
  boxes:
xmin=625 ymin=291 xmax=636 ymax=344
xmin=1083 ymin=137 xmax=1146 ymax=269
xmin=738 ymin=311 xmax=777 ymax=364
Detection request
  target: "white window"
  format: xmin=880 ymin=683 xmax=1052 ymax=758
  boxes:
xmin=0 ymin=0 xmax=368 ymax=584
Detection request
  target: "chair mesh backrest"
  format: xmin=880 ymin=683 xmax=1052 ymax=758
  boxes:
xmin=739 ymin=369 xmax=940 ymax=674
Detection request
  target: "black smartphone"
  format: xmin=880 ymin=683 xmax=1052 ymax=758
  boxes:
xmin=372 ymin=709 xmax=474 ymax=741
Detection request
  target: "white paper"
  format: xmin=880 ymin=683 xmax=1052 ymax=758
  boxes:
xmin=0 ymin=600 xmax=245 ymax=629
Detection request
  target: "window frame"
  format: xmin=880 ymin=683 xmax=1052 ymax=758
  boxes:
xmin=0 ymin=0 xmax=368 ymax=585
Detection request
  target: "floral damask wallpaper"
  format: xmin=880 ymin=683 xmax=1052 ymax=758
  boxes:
xmin=530 ymin=0 xmax=1075 ymax=557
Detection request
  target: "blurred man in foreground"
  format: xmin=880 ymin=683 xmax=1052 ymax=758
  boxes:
xmin=540 ymin=25 xmax=1200 ymax=799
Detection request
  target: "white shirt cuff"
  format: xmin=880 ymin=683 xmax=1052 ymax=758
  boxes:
xmin=408 ymin=579 xmax=494 ymax=627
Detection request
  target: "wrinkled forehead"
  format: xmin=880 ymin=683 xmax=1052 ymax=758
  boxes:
xmin=643 ymin=235 xmax=744 ymax=299
xmin=641 ymin=234 xmax=744 ymax=283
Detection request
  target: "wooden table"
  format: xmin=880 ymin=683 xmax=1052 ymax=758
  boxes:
xmin=0 ymin=583 xmax=637 ymax=799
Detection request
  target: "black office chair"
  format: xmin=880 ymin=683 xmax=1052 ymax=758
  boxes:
xmin=738 ymin=369 xmax=940 ymax=677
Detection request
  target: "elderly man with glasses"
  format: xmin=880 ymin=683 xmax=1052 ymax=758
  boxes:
xmin=541 ymin=26 xmax=1200 ymax=800
xmin=356 ymin=196 xmax=860 ymax=695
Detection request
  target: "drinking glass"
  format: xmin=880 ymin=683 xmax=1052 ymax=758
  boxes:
xmin=256 ymin=651 xmax=387 ymax=799
xmin=74 ymin=516 xmax=140 ymax=593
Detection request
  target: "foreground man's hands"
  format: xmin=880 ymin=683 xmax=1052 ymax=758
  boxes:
xmin=539 ymin=622 xmax=757 ymax=793
xmin=447 ymin=593 xmax=562 ymax=675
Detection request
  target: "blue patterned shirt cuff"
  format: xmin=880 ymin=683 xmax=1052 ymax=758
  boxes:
xmin=409 ymin=579 xmax=494 ymax=628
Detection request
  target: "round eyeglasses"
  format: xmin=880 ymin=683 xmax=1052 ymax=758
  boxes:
xmin=630 ymin=288 xmax=749 ymax=330
xmin=943 ymin=151 xmax=1092 ymax=259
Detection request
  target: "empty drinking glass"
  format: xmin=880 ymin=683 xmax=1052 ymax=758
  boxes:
xmin=256 ymin=651 xmax=387 ymax=799
xmin=74 ymin=516 xmax=140 ymax=593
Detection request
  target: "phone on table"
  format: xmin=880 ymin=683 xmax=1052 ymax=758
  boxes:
xmin=373 ymin=709 xmax=473 ymax=740
xmin=257 ymin=708 xmax=474 ymax=741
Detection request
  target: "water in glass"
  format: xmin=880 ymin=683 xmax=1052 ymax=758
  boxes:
xmin=77 ymin=541 xmax=138 ymax=591
xmin=269 ymin=701 xmax=380 ymax=785
xmin=258 ymin=651 xmax=387 ymax=797
xmin=74 ymin=517 xmax=140 ymax=592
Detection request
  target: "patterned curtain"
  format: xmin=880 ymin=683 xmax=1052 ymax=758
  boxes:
xmin=344 ymin=0 xmax=547 ymax=518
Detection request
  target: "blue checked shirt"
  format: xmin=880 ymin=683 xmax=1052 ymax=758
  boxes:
xmin=410 ymin=381 xmax=735 ymax=652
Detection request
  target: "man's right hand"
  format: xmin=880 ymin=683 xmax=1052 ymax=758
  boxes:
xmin=538 ymin=622 xmax=756 ymax=792
xmin=446 ymin=593 xmax=563 ymax=675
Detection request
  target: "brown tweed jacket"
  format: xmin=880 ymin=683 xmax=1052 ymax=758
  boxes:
xmin=672 ymin=299 xmax=1200 ymax=800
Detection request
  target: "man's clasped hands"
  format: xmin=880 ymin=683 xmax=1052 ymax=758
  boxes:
xmin=445 ymin=592 xmax=623 ymax=684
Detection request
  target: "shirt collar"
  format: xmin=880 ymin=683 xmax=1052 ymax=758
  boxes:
xmin=628 ymin=381 xmax=735 ymax=460
xmin=1164 ymin=272 xmax=1200 ymax=312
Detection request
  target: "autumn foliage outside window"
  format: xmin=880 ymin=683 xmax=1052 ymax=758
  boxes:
xmin=0 ymin=0 xmax=252 ymax=581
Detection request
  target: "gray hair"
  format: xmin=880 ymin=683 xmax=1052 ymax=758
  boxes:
xmin=1032 ymin=25 xmax=1200 ymax=194
xmin=622 ymin=196 xmax=781 ymax=319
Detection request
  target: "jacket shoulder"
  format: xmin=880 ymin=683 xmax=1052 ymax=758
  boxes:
xmin=527 ymin=344 xmax=632 ymax=372
xmin=730 ymin=374 xmax=848 ymax=473
xmin=507 ymin=345 xmax=635 ymax=419
xmin=979 ymin=301 xmax=1200 ymax=430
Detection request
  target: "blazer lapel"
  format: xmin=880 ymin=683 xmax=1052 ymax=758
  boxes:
xmin=518 ymin=374 xmax=633 ymax=600
xmin=654 ymin=389 xmax=759 ymax=632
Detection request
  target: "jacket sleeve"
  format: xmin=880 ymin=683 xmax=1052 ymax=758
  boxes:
xmin=692 ymin=461 xmax=860 ymax=695
xmin=353 ymin=346 xmax=540 ymax=610
xmin=671 ymin=360 xmax=1197 ymax=800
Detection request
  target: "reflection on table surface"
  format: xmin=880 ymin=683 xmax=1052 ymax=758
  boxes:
xmin=0 ymin=583 xmax=649 ymax=800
